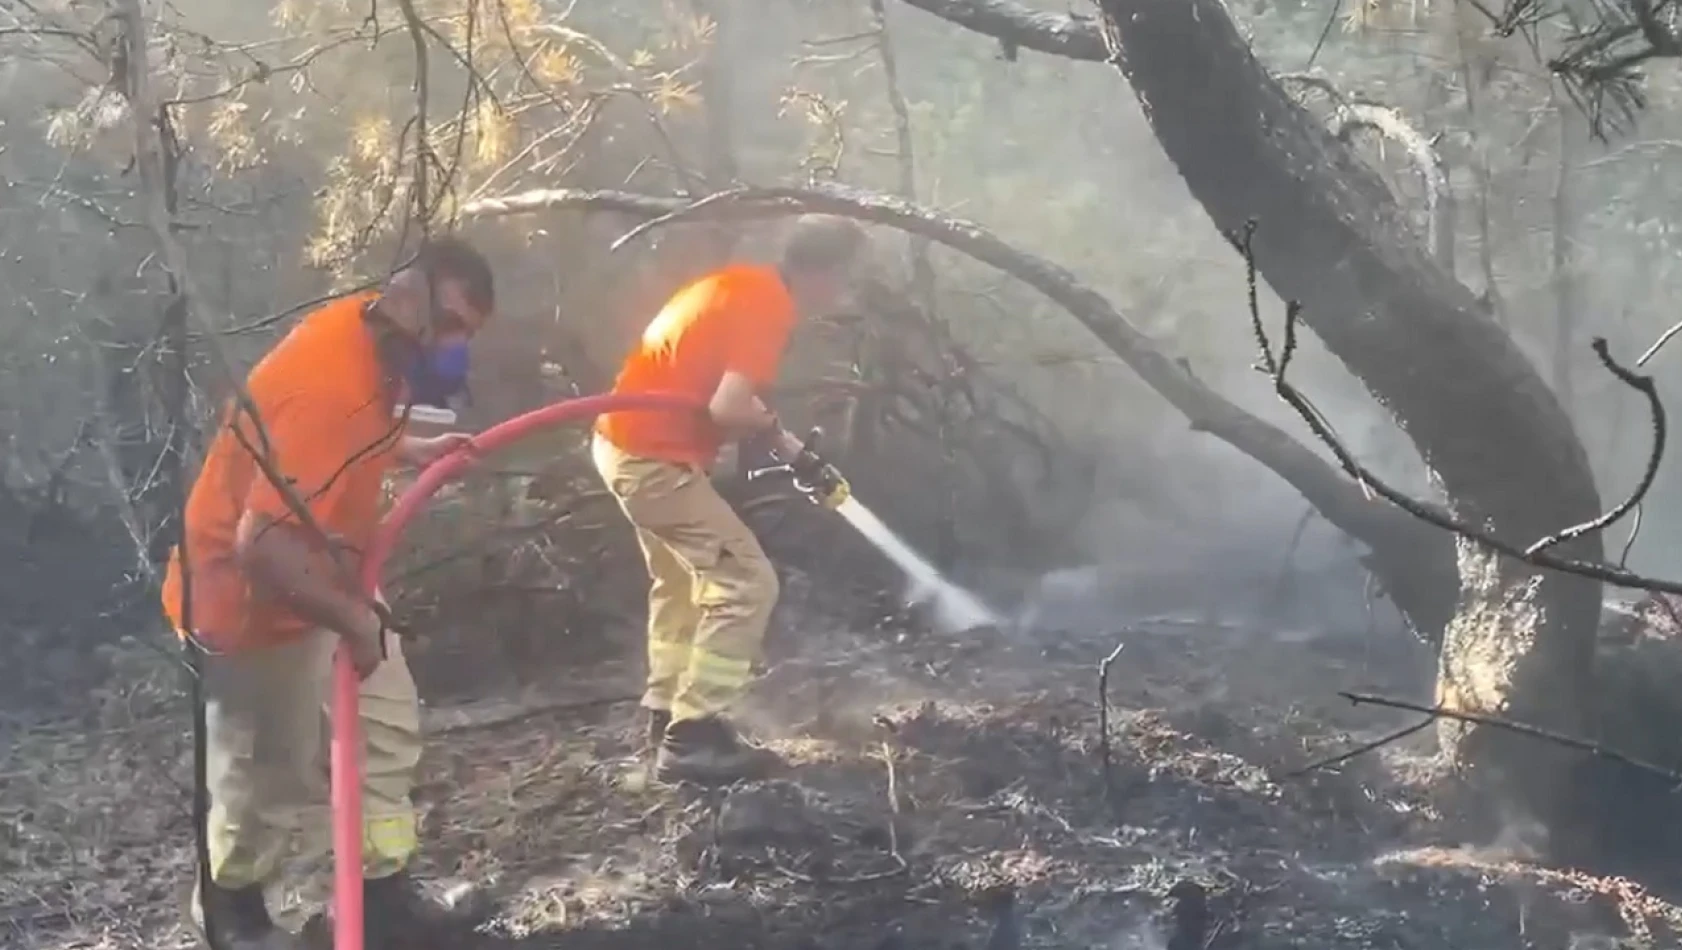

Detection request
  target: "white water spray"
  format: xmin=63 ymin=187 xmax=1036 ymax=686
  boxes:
xmin=833 ymin=496 xmax=999 ymax=633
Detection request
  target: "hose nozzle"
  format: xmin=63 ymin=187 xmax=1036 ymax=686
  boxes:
xmin=747 ymin=427 xmax=851 ymax=509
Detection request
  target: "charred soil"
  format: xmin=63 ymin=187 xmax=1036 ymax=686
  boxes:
xmin=6 ymin=574 xmax=1681 ymax=950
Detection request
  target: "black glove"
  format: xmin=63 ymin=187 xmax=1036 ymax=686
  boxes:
xmin=788 ymin=445 xmax=850 ymax=509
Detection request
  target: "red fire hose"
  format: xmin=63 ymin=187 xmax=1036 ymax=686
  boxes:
xmin=335 ymin=392 xmax=699 ymax=950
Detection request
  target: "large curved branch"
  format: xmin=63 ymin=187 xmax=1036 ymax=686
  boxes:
xmin=892 ymin=0 xmax=1108 ymax=60
xmin=461 ymin=182 xmax=1456 ymax=631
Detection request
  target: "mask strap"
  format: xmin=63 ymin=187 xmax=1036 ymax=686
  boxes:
xmin=418 ymin=259 xmax=446 ymax=339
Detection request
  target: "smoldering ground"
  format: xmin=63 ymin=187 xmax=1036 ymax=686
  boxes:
xmin=8 ymin=1 xmax=1682 ymax=948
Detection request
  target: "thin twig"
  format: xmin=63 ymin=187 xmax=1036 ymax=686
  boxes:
xmin=605 ymin=185 xmax=751 ymax=251
xmin=1304 ymin=0 xmax=1345 ymax=70
xmin=163 ymin=27 xmax=387 ymax=106
xmin=867 ymin=0 xmax=936 ymax=310
xmin=1283 ymin=718 xmax=1432 ymax=778
xmin=1637 ymin=317 xmax=1682 ymax=367
xmin=1340 ymin=692 xmax=1682 ymax=787
xmin=877 ymin=739 xmax=903 ymax=861
xmin=1233 ymin=218 xmax=1682 ymax=596
xmin=1619 ymin=503 xmax=1644 ymax=567
xmin=1259 ymin=505 xmax=1316 ymax=619
xmin=1097 ymin=637 xmax=1127 ymax=804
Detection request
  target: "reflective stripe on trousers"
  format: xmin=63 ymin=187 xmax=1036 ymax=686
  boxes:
xmin=201 ymin=630 xmax=422 ymax=888
xmin=592 ymin=434 xmax=779 ymax=724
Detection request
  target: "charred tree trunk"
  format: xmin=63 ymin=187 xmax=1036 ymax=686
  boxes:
xmin=899 ymin=0 xmax=1606 ymax=829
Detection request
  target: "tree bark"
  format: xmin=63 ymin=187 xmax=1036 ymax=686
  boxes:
xmin=1283 ymin=73 xmax=1456 ymax=274
xmin=897 ymin=0 xmax=1606 ymax=829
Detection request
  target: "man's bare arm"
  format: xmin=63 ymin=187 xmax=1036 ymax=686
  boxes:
xmin=397 ymin=434 xmax=428 ymax=465
xmin=709 ymin=371 xmax=803 ymax=457
xmin=234 ymin=512 xmax=381 ymax=640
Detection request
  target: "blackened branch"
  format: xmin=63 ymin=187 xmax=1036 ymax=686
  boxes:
xmin=1525 ymin=338 xmax=1664 ymax=556
xmin=1341 ymin=692 xmax=1682 ymax=787
xmin=1284 ymin=717 xmax=1433 ymax=778
xmin=1097 ymin=637 xmax=1127 ymax=806
xmin=1233 ymin=218 xmax=1682 ymax=595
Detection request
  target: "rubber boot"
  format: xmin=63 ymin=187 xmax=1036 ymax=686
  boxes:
xmin=654 ymin=716 xmax=784 ymax=786
xmin=187 ymin=878 xmax=304 ymax=950
xmin=363 ymin=869 xmax=489 ymax=949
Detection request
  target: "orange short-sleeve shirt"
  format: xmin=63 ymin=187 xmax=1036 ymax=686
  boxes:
xmin=595 ymin=264 xmax=796 ymax=467
xmin=161 ymin=292 xmax=403 ymax=652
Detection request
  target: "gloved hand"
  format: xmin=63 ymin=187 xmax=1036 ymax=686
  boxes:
xmin=748 ymin=425 xmax=853 ymax=509
xmin=788 ymin=445 xmax=851 ymax=510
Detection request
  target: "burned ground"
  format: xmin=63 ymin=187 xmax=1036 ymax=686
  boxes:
xmin=5 ymin=547 xmax=1681 ymax=950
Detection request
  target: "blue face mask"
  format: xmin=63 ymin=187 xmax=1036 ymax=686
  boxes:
xmin=404 ymin=338 xmax=471 ymax=408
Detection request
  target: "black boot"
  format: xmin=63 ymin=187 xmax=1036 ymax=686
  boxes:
xmin=654 ymin=716 xmax=785 ymax=786
xmin=363 ymin=868 xmax=489 ymax=949
xmin=189 ymin=878 xmax=303 ymax=950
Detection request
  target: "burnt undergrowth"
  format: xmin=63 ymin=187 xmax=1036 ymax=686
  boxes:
xmin=413 ymin=604 xmax=1682 ymax=950
xmin=8 ymin=396 xmax=1682 ymax=950
xmin=9 ymin=569 xmax=1682 ymax=950
xmin=0 ymin=482 xmax=155 ymax=713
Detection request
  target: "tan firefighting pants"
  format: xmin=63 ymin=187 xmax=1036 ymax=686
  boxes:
xmin=591 ymin=435 xmax=779 ymax=724
xmin=200 ymin=629 xmax=421 ymax=889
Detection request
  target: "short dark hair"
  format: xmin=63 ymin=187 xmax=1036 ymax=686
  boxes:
xmin=414 ymin=235 xmax=495 ymax=312
xmin=780 ymin=215 xmax=867 ymax=275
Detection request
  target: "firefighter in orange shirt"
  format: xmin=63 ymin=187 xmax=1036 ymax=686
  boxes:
xmin=593 ymin=216 xmax=867 ymax=785
xmin=164 ymin=237 xmax=494 ymax=950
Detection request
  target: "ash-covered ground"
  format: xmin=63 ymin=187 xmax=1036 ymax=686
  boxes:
xmin=6 ymin=552 xmax=1682 ymax=950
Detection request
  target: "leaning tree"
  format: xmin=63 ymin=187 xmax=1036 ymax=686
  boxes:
xmin=891 ymin=0 xmax=1682 ymax=837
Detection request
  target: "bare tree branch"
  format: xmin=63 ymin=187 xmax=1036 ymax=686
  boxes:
xmin=1284 ymin=717 xmax=1433 ymax=778
xmin=396 ymin=0 xmax=435 ymax=236
xmin=867 ymin=0 xmax=937 ymax=308
xmin=894 ymin=0 xmax=1107 ymax=61
xmin=1637 ymin=316 xmax=1682 ymax=367
xmin=1341 ymin=691 xmax=1682 ymax=787
xmin=1231 ymin=218 xmax=1677 ymax=594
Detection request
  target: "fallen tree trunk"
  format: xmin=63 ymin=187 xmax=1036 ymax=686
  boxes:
xmin=895 ymin=0 xmax=1605 ymax=829
xmin=461 ymin=183 xmax=1456 ymax=634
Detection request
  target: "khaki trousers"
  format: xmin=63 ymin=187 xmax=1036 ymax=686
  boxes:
xmin=591 ymin=435 xmax=779 ymax=724
xmin=201 ymin=629 xmax=421 ymax=889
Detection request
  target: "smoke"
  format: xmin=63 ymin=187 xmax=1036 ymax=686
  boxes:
xmin=1004 ymin=497 xmax=1408 ymax=645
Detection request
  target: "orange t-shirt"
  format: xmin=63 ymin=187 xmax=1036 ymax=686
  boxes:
xmin=596 ymin=263 xmax=796 ymax=467
xmin=161 ymin=292 xmax=402 ymax=652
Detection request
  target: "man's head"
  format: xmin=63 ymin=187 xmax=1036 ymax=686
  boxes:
xmin=374 ymin=235 xmax=496 ymax=340
xmin=779 ymin=215 xmax=867 ymax=315
xmin=369 ymin=235 xmax=496 ymax=407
